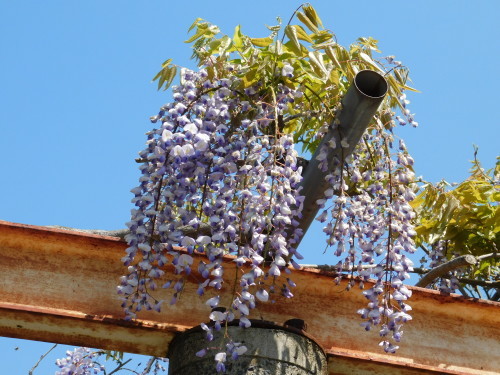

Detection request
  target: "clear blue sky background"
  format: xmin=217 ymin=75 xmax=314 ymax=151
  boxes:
xmin=1 ymin=1 xmax=498 ymax=373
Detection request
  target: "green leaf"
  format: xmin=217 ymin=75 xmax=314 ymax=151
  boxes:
xmin=328 ymin=69 xmax=340 ymax=86
xmin=358 ymin=36 xmax=381 ymax=53
xmin=188 ymin=18 xmax=203 ymax=32
xmin=285 ymin=25 xmax=301 ymax=51
xmin=185 ymin=24 xmax=209 ymax=43
xmin=325 ymin=46 xmax=342 ymax=69
xmin=219 ymin=35 xmax=231 ymax=54
xmin=312 ymin=30 xmax=334 ymax=45
xmin=249 ymin=37 xmax=274 ymax=47
xmin=386 ymin=75 xmax=402 ymax=99
xmin=491 ymin=190 xmax=500 ymax=202
xmin=241 ymin=68 xmax=259 ymax=87
xmin=103 ymin=350 xmax=124 ymax=361
xmin=156 ymin=65 xmax=177 ymax=91
xmin=152 ymin=69 xmax=163 ymax=82
xmin=303 ymin=4 xmax=323 ymax=28
xmin=440 ymin=196 xmax=460 ymax=224
xmin=359 ymin=52 xmax=384 ymax=73
xmin=161 ymin=58 xmax=172 ymax=68
xmin=274 ymin=40 xmax=283 ymax=55
xmin=313 ymin=40 xmax=336 ymax=50
xmin=402 ymin=84 xmax=421 ymax=93
xmin=152 ymin=59 xmax=174 ymax=87
xmin=308 ymin=51 xmax=328 ymax=76
xmin=233 ymin=25 xmax=244 ymax=49
xmin=207 ymin=39 xmax=221 ymax=54
xmin=266 ymin=24 xmax=281 ymax=32
xmin=297 ymin=12 xmax=319 ymax=34
xmin=293 ymin=25 xmax=314 ymax=44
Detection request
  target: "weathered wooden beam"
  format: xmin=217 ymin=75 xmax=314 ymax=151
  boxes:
xmin=0 ymin=221 xmax=499 ymax=374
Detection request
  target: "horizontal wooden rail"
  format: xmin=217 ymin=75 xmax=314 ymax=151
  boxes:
xmin=0 ymin=221 xmax=498 ymax=374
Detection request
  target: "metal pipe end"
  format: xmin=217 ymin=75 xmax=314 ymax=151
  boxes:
xmin=354 ymin=70 xmax=388 ymax=98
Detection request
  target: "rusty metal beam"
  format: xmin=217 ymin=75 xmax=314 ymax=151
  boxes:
xmin=0 ymin=302 xmax=181 ymax=357
xmin=0 ymin=221 xmax=499 ymax=374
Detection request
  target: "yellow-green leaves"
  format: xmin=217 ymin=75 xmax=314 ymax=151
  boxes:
xmin=218 ymin=35 xmax=232 ymax=55
xmin=303 ymin=4 xmax=323 ymax=28
xmin=249 ymin=37 xmax=274 ymax=47
xmin=297 ymin=12 xmax=318 ymax=34
xmin=308 ymin=51 xmax=328 ymax=77
xmin=412 ymin=155 xmax=500 ymax=286
xmin=152 ymin=59 xmax=177 ymax=91
xmin=103 ymin=350 xmax=124 ymax=362
xmin=285 ymin=25 xmax=301 ymax=52
xmin=152 ymin=3 xmax=418 ymax=155
xmin=232 ymin=25 xmax=243 ymax=49
xmin=188 ymin=17 xmax=203 ymax=32
xmin=284 ymin=24 xmax=313 ymax=54
xmin=184 ymin=19 xmax=220 ymax=44
xmin=297 ymin=4 xmax=323 ymax=33
xmin=325 ymin=46 xmax=342 ymax=70
xmin=357 ymin=37 xmax=380 ymax=53
xmin=359 ymin=52 xmax=385 ymax=74
xmin=293 ymin=25 xmax=314 ymax=43
xmin=241 ymin=67 xmax=259 ymax=88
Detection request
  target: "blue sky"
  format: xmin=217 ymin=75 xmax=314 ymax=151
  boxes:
xmin=1 ymin=1 xmax=499 ymax=373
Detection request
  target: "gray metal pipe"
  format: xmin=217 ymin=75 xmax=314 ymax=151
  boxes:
xmin=293 ymin=70 xmax=388 ymax=249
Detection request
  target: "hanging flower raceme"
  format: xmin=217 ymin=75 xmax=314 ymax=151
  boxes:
xmin=424 ymin=240 xmax=461 ymax=294
xmin=55 ymin=347 xmax=104 ymax=375
xmin=119 ymin=68 xmax=304 ymax=332
xmin=316 ymin=118 xmax=418 ymax=352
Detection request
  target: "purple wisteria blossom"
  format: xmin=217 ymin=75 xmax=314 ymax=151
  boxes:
xmin=425 ymin=240 xmax=461 ymax=294
xmin=121 ymin=58 xmax=419 ymax=366
xmin=55 ymin=347 xmax=104 ymax=375
xmin=120 ymin=67 xmax=304 ymax=353
xmin=317 ymin=114 xmax=418 ymax=351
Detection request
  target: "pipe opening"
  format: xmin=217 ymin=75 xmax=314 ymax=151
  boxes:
xmin=354 ymin=70 xmax=388 ymax=98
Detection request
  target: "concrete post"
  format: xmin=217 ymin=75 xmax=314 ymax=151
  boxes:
xmin=168 ymin=320 xmax=327 ymax=374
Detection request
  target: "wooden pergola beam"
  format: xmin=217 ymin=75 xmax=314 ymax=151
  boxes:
xmin=0 ymin=221 xmax=499 ymax=374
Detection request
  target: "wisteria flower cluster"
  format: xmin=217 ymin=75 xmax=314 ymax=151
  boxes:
xmin=426 ymin=240 xmax=460 ymax=294
xmin=118 ymin=67 xmax=306 ymax=364
xmin=120 ymin=66 xmax=419 ymax=363
xmin=55 ymin=347 xmax=104 ymax=375
xmin=117 ymin=5 xmax=421 ymax=371
xmin=312 ymin=91 xmax=417 ymax=352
